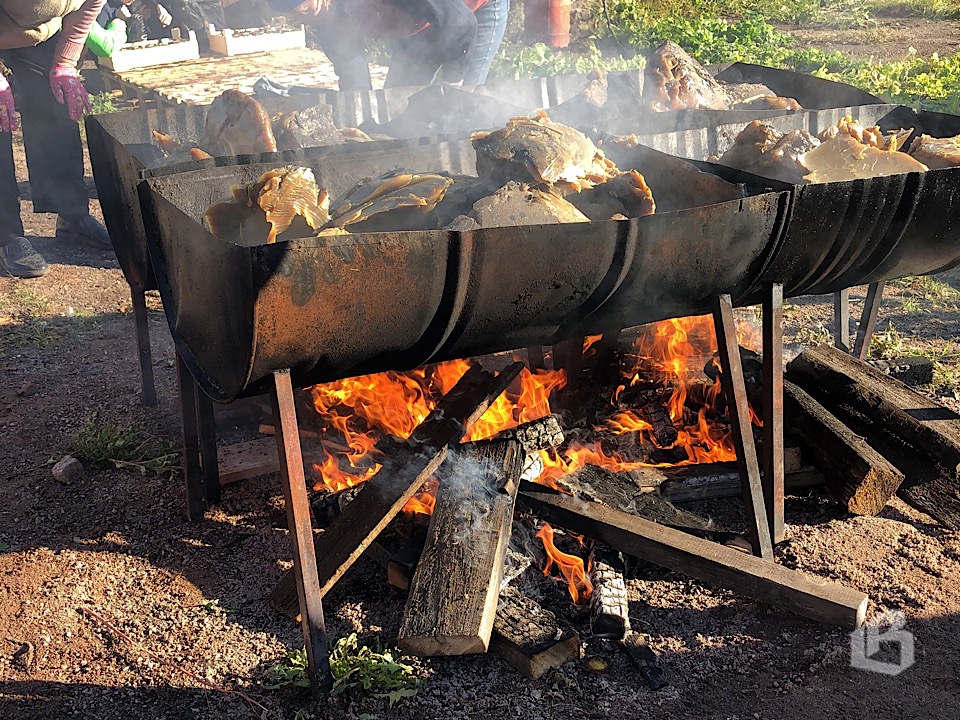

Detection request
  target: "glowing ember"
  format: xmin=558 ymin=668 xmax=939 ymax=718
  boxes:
xmin=536 ymin=523 xmax=593 ymax=603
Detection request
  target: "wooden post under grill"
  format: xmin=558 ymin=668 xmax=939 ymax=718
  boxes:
xmin=271 ymin=370 xmax=329 ymax=695
xmin=712 ymin=295 xmax=773 ymax=560
xmin=268 ymin=362 xmax=525 ymax=620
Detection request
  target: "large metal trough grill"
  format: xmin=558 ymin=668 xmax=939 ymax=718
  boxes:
xmin=86 ymin=64 xmax=882 ymax=405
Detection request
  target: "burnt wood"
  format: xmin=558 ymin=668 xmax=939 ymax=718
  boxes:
xmin=398 ymin=439 xmax=525 ymax=656
xmin=269 ymin=362 xmax=524 ymax=619
xmin=489 ymin=586 xmax=580 ymax=680
xmin=469 ymin=414 xmax=565 ymax=456
xmin=517 ymin=482 xmax=868 ymax=629
xmin=620 ymin=630 xmax=669 ymax=690
xmin=589 ymin=560 xmax=630 ymax=638
xmin=898 ymin=474 xmax=960 ymax=530
xmin=784 ymin=381 xmax=903 ymax=515
xmin=640 ymin=402 xmax=679 ymax=447
xmin=788 ymin=346 xmax=960 ymax=474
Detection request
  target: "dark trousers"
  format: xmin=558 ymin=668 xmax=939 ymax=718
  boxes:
xmin=0 ymin=38 xmax=88 ymax=238
xmin=315 ymin=0 xmax=478 ymax=91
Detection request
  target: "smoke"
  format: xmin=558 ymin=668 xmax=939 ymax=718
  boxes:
xmin=432 ymin=444 xmax=503 ymax=545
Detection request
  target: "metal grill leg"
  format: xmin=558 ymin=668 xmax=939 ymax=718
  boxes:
xmin=833 ymin=289 xmax=850 ymax=352
xmin=712 ymin=295 xmax=774 ymax=560
xmin=762 ymin=284 xmax=785 ymax=544
xmin=271 ymin=370 xmax=330 ymax=696
xmin=176 ymin=354 xmax=205 ymax=521
xmin=853 ymin=281 xmax=886 ymax=361
xmin=195 ymin=391 xmax=221 ymax=507
xmin=131 ymin=288 xmax=157 ymax=407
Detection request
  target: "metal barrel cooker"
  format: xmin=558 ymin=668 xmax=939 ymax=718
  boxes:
xmin=139 ymin=140 xmax=786 ymax=402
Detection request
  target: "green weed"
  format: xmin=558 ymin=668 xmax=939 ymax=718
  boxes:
xmin=72 ymin=413 xmax=179 ymax=479
xmin=89 ymin=91 xmax=119 ymax=115
xmin=869 ymin=322 xmax=908 ymax=359
xmin=330 ymin=634 xmax=421 ymax=707
xmin=265 ymin=647 xmax=310 ymax=690
xmin=792 ymin=322 xmax=833 ymax=347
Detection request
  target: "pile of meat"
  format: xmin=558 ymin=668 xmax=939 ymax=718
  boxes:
xmin=202 ymin=113 xmax=657 ymax=245
xmin=151 ymin=90 xmax=386 ymax=164
xmin=708 ymin=116 xmax=960 ymax=184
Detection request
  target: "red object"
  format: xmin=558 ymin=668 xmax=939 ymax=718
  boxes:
xmin=524 ymin=0 xmax=571 ymax=49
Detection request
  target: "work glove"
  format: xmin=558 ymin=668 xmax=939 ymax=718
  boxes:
xmin=49 ymin=64 xmax=92 ymax=122
xmin=0 ymin=73 xmax=18 ymax=133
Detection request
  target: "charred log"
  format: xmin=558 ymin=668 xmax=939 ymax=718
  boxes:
xmin=620 ymin=631 xmax=669 ymax=690
xmin=640 ymin=402 xmax=679 ymax=447
xmin=589 ymin=559 xmax=630 ymax=639
xmin=783 ymin=380 xmax=904 ymax=515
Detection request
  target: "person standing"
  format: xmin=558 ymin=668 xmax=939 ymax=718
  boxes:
xmin=269 ymin=0 xmax=481 ymax=91
xmin=0 ymin=0 xmax=112 ymax=279
xmin=462 ymin=0 xmax=508 ymax=86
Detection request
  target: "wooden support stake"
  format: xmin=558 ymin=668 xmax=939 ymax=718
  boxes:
xmin=762 ymin=283 xmax=785 ymax=543
xmin=517 ymin=482 xmax=868 ymax=629
xmin=788 ymin=345 xmax=960 ymax=474
xmin=398 ymin=439 xmax=525 ymax=655
xmin=269 ymin=362 xmax=525 ymax=619
xmin=784 ymin=381 xmax=903 ymax=515
xmin=489 ymin=586 xmax=580 ymax=679
xmin=853 ymin=280 xmax=886 ymax=361
xmin=271 ymin=370 xmax=329 ymax=695
xmin=712 ymin=295 xmax=773 ymax=560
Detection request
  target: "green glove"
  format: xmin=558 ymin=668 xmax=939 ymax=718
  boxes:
xmin=86 ymin=19 xmax=128 ymax=59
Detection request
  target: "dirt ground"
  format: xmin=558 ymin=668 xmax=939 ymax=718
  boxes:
xmin=3 ymin=19 xmax=960 ymax=720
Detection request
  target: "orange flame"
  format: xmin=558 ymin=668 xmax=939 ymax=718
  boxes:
xmin=536 ymin=523 xmax=593 ymax=603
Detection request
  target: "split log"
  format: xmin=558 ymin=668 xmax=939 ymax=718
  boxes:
xmin=472 ymin=414 xmax=564 ymax=455
xmin=589 ymin=560 xmax=630 ymax=638
xmin=517 ymin=482 xmax=868 ymax=629
xmin=398 ymin=439 xmax=525 ymax=656
xmin=620 ymin=630 xmax=669 ymax=690
xmin=269 ymin=362 xmax=524 ymax=620
xmin=783 ymin=380 xmax=904 ymax=515
xmin=639 ymin=402 xmax=679 ymax=447
xmin=657 ymin=466 xmax=824 ymax=503
xmin=489 ymin=586 xmax=581 ymax=680
xmin=788 ymin=346 xmax=960 ymax=474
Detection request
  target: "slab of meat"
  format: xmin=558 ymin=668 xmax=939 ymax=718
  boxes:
xmin=908 ymin=134 xmax=960 ymax=169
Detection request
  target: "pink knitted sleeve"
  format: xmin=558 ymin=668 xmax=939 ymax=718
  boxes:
xmin=54 ymin=0 xmax=108 ymax=66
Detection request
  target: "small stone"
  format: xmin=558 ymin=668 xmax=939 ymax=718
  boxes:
xmin=16 ymin=382 xmax=38 ymax=397
xmin=13 ymin=641 xmax=34 ymax=672
xmin=52 ymin=456 xmax=85 ymax=484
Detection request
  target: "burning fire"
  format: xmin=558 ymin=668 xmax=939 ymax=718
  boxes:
xmin=307 ymin=314 xmax=758 ymax=518
xmin=536 ymin=523 xmax=593 ymax=604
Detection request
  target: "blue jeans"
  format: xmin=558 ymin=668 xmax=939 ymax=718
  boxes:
xmin=462 ymin=0 xmax=509 ymax=86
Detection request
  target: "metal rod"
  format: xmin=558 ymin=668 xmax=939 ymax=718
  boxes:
xmin=833 ymin=289 xmax=850 ymax=352
xmin=195 ymin=389 xmax=221 ymax=507
xmin=130 ymin=288 xmax=157 ymax=407
xmin=853 ymin=280 xmax=886 ymax=361
xmin=270 ymin=370 xmax=330 ymax=696
xmin=712 ymin=295 xmax=774 ymax=560
xmin=526 ymin=346 xmax=546 ymax=372
xmin=176 ymin=353 xmax=205 ymax=521
xmin=762 ymin=284 xmax=785 ymax=544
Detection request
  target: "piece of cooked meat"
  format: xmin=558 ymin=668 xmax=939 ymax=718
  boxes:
xmin=567 ymin=169 xmax=655 ymax=220
xmin=471 ymin=182 xmax=591 ymax=227
xmin=471 ymin=112 xmax=618 ymax=192
xmin=201 ymin=89 xmax=277 ymax=156
xmin=803 ymin=134 xmax=929 ymax=183
xmin=908 ymin=134 xmax=960 ymax=169
xmin=818 ymin=116 xmax=912 ymax=151
xmin=731 ymin=95 xmax=802 ymax=111
xmin=643 ymin=41 xmax=729 ymax=111
xmin=204 ymin=166 xmax=329 ymax=245
xmin=711 ymin=121 xmax=819 ymax=184
xmin=272 ymin=105 xmax=342 ymax=150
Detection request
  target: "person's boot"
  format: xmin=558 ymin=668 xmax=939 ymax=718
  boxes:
xmin=55 ymin=214 xmax=113 ymax=251
xmin=0 ymin=236 xmax=50 ymax=278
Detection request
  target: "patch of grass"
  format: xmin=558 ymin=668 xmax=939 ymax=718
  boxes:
xmin=931 ymin=363 xmax=960 ymax=398
xmin=330 ymin=634 xmax=421 ymax=707
xmin=899 ymin=297 xmax=924 ymax=313
xmin=197 ymin=598 xmax=232 ymax=616
xmin=792 ymin=321 xmax=833 ymax=347
xmin=899 ymin=274 xmax=960 ymax=303
xmin=869 ymin=322 xmax=908 ymax=359
xmin=265 ymin=647 xmax=310 ymax=690
xmin=89 ymin=91 xmax=120 ymax=116
xmin=2 ymin=283 xmax=53 ymax=317
xmin=72 ymin=413 xmax=179 ymax=479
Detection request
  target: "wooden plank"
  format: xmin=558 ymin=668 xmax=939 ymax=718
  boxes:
xmin=784 ymin=380 xmax=903 ymax=515
xmin=788 ymin=345 xmax=960 ymax=473
xmin=269 ymin=362 xmax=524 ymax=619
xmin=398 ymin=439 xmax=525 ymax=656
xmin=517 ymin=482 xmax=868 ymax=629
xmin=659 ymin=467 xmax=824 ymax=503
xmin=489 ymin=586 xmax=580 ymax=680
xmin=218 ymin=436 xmax=326 ymax=486
xmin=762 ymin=282 xmax=785 ymax=543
